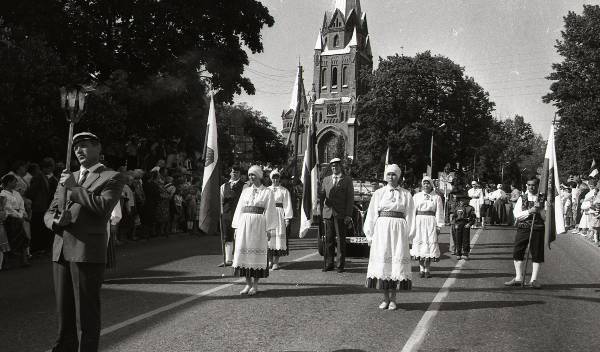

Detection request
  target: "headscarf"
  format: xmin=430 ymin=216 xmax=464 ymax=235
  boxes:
xmin=248 ymin=165 xmax=263 ymax=179
xmin=384 ymin=164 xmax=401 ymax=178
xmin=269 ymin=168 xmax=280 ymax=179
xmin=421 ymin=176 xmax=433 ymax=186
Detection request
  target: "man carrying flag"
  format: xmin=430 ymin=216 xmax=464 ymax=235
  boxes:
xmin=504 ymin=124 xmax=564 ymax=289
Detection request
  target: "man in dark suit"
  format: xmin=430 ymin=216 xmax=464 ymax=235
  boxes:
xmin=319 ymin=157 xmax=354 ymax=273
xmin=45 ymin=132 xmax=125 ymax=352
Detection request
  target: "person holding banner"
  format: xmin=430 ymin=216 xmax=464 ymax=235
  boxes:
xmin=267 ymin=169 xmax=293 ymax=270
xmin=410 ymin=176 xmax=444 ymax=278
xmin=231 ymin=165 xmax=277 ymax=296
xmin=363 ymin=164 xmax=414 ymax=310
xmin=505 ymin=177 xmax=546 ymax=289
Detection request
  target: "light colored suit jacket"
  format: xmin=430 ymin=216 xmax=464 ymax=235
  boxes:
xmin=44 ymin=166 xmax=125 ymax=263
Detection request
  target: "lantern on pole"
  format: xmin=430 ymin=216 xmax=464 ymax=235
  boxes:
xmin=59 ymin=86 xmax=87 ymax=210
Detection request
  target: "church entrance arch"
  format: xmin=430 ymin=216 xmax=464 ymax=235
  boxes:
xmin=317 ymin=130 xmax=346 ymax=165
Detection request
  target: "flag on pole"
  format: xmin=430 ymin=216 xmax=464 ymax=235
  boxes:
xmin=198 ymin=92 xmax=220 ymax=235
xmin=299 ymin=105 xmax=317 ymax=238
xmin=538 ymin=124 xmax=565 ymax=249
xmin=383 ymin=146 xmax=390 ymax=179
xmin=285 ymin=66 xmax=308 ymax=147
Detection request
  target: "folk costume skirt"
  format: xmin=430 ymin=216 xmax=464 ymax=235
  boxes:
xmin=365 ymin=216 xmax=412 ymax=291
xmin=232 ymin=213 xmax=269 ymax=278
xmin=268 ymin=206 xmax=289 ymax=257
xmin=410 ymin=214 xmax=440 ymax=262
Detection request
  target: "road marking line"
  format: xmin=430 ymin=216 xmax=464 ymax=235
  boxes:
xmin=400 ymin=228 xmax=483 ymax=352
xmin=45 ymin=251 xmax=319 ymax=351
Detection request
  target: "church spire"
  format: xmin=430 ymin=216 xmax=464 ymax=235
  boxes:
xmin=332 ymin=0 xmax=362 ymax=19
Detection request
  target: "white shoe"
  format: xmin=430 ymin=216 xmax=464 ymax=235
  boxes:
xmin=378 ymin=301 xmax=389 ymax=310
xmin=272 ymin=263 xmax=280 ymax=270
xmin=388 ymin=302 xmax=397 ymax=311
xmin=240 ymin=285 xmax=251 ymax=295
xmin=248 ymin=287 xmax=258 ymax=296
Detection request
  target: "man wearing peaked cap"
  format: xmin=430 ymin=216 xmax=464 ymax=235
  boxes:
xmin=319 ymin=157 xmax=354 ymax=273
xmin=44 ymin=131 xmax=125 ymax=352
xmin=72 ymin=132 xmax=100 ymax=145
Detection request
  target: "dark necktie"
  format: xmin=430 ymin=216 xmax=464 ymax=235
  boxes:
xmin=79 ymin=169 xmax=89 ymax=186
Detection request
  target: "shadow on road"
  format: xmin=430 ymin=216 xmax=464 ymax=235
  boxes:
xmin=398 ymin=300 xmax=544 ymax=311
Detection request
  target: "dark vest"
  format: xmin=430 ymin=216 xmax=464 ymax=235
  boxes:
xmin=518 ymin=193 xmax=545 ymax=228
xmin=222 ymin=180 xmax=244 ymax=215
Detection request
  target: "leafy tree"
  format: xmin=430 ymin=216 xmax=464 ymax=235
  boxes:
xmin=355 ymin=52 xmax=495 ymax=182
xmin=544 ymin=5 xmax=600 ymax=176
xmin=0 ymin=0 xmax=274 ymax=168
xmin=218 ymin=103 xmax=288 ymax=167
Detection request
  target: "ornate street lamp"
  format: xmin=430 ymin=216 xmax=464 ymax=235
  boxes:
xmin=59 ymin=86 xmax=87 ymax=209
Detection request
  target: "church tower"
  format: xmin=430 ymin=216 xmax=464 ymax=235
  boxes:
xmin=312 ymin=0 xmax=372 ymax=164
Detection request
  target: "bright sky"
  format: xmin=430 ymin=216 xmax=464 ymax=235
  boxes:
xmin=234 ymin=0 xmax=599 ymax=139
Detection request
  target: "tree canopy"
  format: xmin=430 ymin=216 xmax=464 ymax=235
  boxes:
xmin=0 ymin=0 xmax=274 ymax=169
xmin=355 ymin=52 xmax=496 ymax=182
xmin=544 ymin=4 xmax=600 ymax=176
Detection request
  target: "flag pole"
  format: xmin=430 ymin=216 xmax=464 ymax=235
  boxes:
xmin=292 ymin=63 xmax=303 ymax=180
xmin=521 ymin=213 xmax=536 ymax=287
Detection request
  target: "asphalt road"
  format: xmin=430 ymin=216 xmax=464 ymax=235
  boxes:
xmin=1 ymin=226 xmax=599 ymax=352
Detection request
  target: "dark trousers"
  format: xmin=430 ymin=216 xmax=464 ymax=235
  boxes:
xmin=52 ymin=255 xmax=105 ymax=352
xmin=453 ymin=222 xmax=471 ymax=255
xmin=324 ymin=216 xmax=346 ymax=268
xmin=513 ymin=226 xmax=544 ymax=263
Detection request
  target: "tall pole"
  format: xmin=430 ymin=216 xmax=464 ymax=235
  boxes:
xmin=429 ymin=132 xmax=434 ymax=177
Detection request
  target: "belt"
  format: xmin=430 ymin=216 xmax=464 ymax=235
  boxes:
xmin=378 ymin=211 xmax=405 ymax=218
xmin=275 ymin=202 xmax=283 ymax=208
xmin=416 ymin=210 xmax=436 ymax=216
xmin=242 ymin=206 xmax=265 ymax=214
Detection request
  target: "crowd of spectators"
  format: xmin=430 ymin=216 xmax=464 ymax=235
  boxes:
xmin=562 ymin=175 xmax=600 ymax=246
xmin=0 ymin=152 xmax=208 ymax=271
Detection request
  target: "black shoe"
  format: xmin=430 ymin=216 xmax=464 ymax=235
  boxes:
xmin=425 ymin=272 xmax=432 ymax=278
xmin=336 ymin=267 xmax=345 ymax=273
xmin=504 ymin=278 xmax=523 ymax=286
xmin=529 ymin=280 xmax=542 ymax=289
xmin=322 ymin=265 xmax=334 ymax=272
xmin=419 ymin=271 xmax=425 ymax=278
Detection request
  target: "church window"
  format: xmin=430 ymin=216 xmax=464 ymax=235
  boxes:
xmin=321 ymin=68 xmax=327 ymax=88
xmin=333 ymin=34 xmax=339 ymax=48
xmin=342 ymin=66 xmax=348 ymax=86
xmin=319 ymin=112 xmax=323 ymax=123
xmin=331 ymin=67 xmax=338 ymax=87
xmin=324 ymin=37 xmax=328 ymax=48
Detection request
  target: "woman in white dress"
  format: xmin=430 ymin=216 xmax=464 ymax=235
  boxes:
xmin=267 ymin=169 xmax=293 ymax=270
xmin=363 ymin=164 xmax=414 ymax=310
xmin=468 ymin=181 xmax=484 ymax=228
xmin=231 ymin=165 xmax=278 ymax=295
xmin=410 ymin=176 xmax=444 ymax=278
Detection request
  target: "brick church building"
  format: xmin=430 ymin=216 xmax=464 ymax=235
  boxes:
xmin=281 ymin=0 xmax=373 ymax=165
